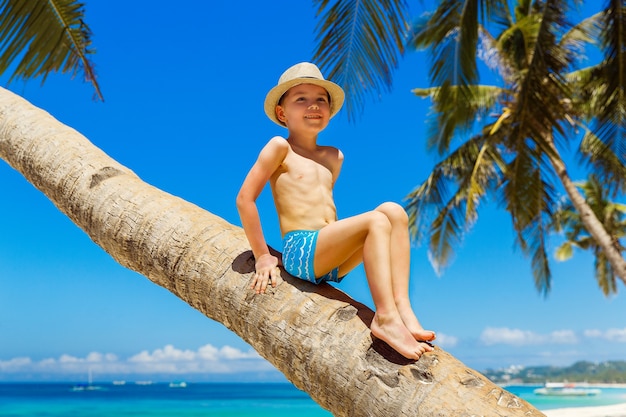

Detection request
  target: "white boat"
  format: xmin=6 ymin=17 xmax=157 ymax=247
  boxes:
xmin=71 ymin=368 xmax=104 ymax=391
xmin=534 ymin=382 xmax=601 ymax=396
xmin=169 ymin=381 xmax=187 ymax=388
xmin=135 ymin=380 xmax=153 ymax=385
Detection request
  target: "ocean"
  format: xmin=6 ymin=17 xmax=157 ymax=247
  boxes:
xmin=506 ymin=384 xmax=626 ymax=411
xmin=0 ymin=383 xmax=332 ymax=417
xmin=1 ymin=382 xmax=626 ymax=416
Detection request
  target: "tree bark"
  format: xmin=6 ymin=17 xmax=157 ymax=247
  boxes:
xmin=0 ymin=87 xmax=544 ymax=416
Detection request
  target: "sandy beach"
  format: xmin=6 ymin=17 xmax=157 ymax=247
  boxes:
xmin=543 ymin=402 xmax=626 ymax=417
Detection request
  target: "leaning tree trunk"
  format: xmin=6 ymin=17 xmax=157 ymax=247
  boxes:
xmin=0 ymin=87 xmax=544 ymax=416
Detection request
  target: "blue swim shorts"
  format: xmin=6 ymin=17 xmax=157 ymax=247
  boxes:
xmin=282 ymin=230 xmax=344 ymax=284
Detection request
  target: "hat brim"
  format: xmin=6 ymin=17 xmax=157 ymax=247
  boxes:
xmin=264 ymin=78 xmax=345 ymax=127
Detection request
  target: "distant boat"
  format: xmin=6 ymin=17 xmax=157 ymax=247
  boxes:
xmin=534 ymin=382 xmax=601 ymax=396
xmin=71 ymin=368 xmax=104 ymax=391
xmin=135 ymin=380 xmax=153 ymax=386
xmin=112 ymin=380 xmax=126 ymax=386
xmin=168 ymin=381 xmax=187 ymax=388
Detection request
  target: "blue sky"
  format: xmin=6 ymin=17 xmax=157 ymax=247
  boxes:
xmin=0 ymin=1 xmax=624 ymax=383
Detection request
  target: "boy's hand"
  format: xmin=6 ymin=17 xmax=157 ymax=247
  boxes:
xmin=252 ymin=254 xmax=282 ymax=294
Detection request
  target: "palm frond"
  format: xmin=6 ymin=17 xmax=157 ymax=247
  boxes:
xmin=408 ymin=0 xmax=481 ymax=143
xmin=594 ymin=249 xmax=618 ymax=295
xmin=560 ymin=12 xmax=603 ymax=56
xmin=586 ymin=0 xmax=626 ymax=183
xmin=412 ymin=84 xmax=507 ymax=153
xmin=509 ymin=0 xmax=576 ymax=155
xmin=555 ymin=241 xmax=574 ymax=260
xmin=580 ymin=129 xmax=626 ymax=193
xmin=566 ymin=65 xmax=602 ymax=117
xmin=497 ymin=12 xmax=542 ymax=74
xmin=528 ymin=221 xmax=552 ymax=295
xmin=410 ymin=0 xmax=510 ymax=90
xmin=405 ymin=133 xmax=503 ymax=272
xmin=478 ymin=25 xmax=516 ymax=82
xmin=501 ymin=142 xmax=558 ymax=293
xmin=312 ymin=0 xmax=409 ymax=119
xmin=502 ymin=144 xmax=555 ymax=232
xmin=0 ymin=0 xmax=102 ymax=100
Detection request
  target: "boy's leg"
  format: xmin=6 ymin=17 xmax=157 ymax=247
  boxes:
xmin=375 ymin=203 xmax=435 ymax=342
xmin=314 ymin=212 xmax=432 ymax=360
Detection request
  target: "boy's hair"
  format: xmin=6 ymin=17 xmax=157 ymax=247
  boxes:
xmin=264 ymin=62 xmax=344 ymax=127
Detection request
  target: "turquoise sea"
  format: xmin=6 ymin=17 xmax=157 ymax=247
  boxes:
xmin=506 ymin=384 xmax=626 ymax=411
xmin=0 ymin=383 xmax=332 ymax=417
xmin=1 ymin=382 xmax=626 ymax=416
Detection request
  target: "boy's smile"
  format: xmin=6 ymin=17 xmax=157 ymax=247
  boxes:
xmin=276 ymin=84 xmax=331 ymax=131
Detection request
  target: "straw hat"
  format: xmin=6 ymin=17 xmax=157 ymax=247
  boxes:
xmin=264 ymin=62 xmax=345 ymax=127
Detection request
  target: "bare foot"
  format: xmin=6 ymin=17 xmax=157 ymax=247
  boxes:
xmin=370 ymin=312 xmax=433 ymax=360
xmin=396 ymin=300 xmax=436 ymax=342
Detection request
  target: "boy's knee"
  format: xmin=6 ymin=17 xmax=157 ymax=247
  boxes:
xmin=376 ymin=202 xmax=408 ymax=225
xmin=368 ymin=210 xmax=392 ymax=232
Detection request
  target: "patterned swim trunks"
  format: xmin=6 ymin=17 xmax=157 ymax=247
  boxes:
xmin=282 ymin=230 xmax=344 ymax=284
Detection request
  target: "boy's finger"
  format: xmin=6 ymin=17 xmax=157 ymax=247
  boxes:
xmin=271 ymin=267 xmax=281 ymax=287
xmin=252 ymin=274 xmax=262 ymax=292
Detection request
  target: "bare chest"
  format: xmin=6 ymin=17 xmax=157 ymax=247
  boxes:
xmin=274 ymin=150 xmax=333 ymax=189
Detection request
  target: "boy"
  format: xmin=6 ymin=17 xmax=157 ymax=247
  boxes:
xmin=236 ymin=62 xmax=435 ymax=360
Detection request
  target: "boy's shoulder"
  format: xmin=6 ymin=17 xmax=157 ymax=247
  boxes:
xmin=266 ymin=135 xmax=288 ymax=148
xmin=318 ymin=144 xmax=344 ymax=161
xmin=261 ymin=135 xmax=290 ymax=155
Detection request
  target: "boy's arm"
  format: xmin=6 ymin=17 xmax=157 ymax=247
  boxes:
xmin=331 ymin=148 xmax=344 ymax=186
xmin=236 ymin=137 xmax=288 ymax=293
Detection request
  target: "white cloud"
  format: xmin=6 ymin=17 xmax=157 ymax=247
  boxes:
xmin=128 ymin=344 xmax=261 ymax=364
xmin=480 ymin=327 xmax=578 ymax=346
xmin=129 ymin=345 xmax=196 ymax=363
xmin=584 ymin=327 xmax=626 ymax=343
xmin=583 ymin=329 xmax=603 ymax=339
xmin=0 ymin=356 xmax=31 ymax=371
xmin=549 ymin=330 xmax=578 ymax=344
xmin=0 ymin=343 xmax=270 ymax=378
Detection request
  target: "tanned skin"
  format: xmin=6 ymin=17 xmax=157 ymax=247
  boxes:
xmin=237 ymin=84 xmax=435 ymax=360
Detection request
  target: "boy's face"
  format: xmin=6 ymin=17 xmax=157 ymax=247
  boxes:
xmin=275 ymin=84 xmax=331 ymax=131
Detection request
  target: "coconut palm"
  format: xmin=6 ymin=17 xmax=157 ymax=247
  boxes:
xmin=402 ymin=0 xmax=625 ymax=293
xmin=552 ymin=175 xmax=626 ymax=295
xmin=312 ymin=0 xmax=625 ymax=292
xmin=0 ymin=0 xmax=543 ymax=415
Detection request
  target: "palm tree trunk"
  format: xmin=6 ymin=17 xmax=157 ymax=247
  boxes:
xmin=545 ymin=138 xmax=626 ymax=284
xmin=0 ymin=87 xmax=544 ymax=416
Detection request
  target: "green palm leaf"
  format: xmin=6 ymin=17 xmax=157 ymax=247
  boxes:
xmin=510 ymin=0 xmax=575 ymax=151
xmin=412 ymin=84 xmax=508 ymax=153
xmin=405 ymin=132 xmax=504 ymax=273
xmin=555 ymin=241 xmax=574 ymax=260
xmin=501 ymin=140 xmax=558 ymax=293
xmin=0 ymin=0 xmax=102 ymax=100
xmin=586 ymin=0 xmax=625 ymax=188
xmin=560 ymin=12 xmax=603 ymax=53
xmin=580 ymin=128 xmax=626 ymax=192
xmin=312 ymin=0 xmax=409 ymax=119
xmin=409 ymin=0 xmax=510 ymax=147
